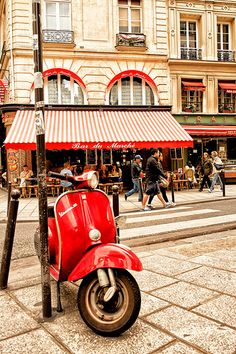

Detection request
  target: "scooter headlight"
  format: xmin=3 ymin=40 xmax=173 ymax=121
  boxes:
xmin=89 ymin=172 xmax=99 ymax=189
xmin=89 ymin=229 xmax=101 ymax=241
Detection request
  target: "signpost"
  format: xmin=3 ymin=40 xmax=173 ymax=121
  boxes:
xmin=32 ymin=0 xmax=52 ymax=318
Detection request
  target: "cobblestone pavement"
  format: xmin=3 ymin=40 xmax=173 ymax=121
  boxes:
xmin=0 ymin=230 xmax=236 ymax=353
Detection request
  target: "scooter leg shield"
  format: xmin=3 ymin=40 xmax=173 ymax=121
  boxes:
xmin=68 ymin=243 xmax=142 ymax=282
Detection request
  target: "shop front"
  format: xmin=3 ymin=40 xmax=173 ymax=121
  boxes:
xmin=3 ymin=106 xmax=193 ymax=187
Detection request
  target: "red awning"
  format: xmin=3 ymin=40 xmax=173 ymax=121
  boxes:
xmin=183 ymin=125 xmax=236 ymax=136
xmin=182 ymin=81 xmax=206 ymax=91
xmin=218 ymin=83 xmax=236 ymax=93
xmin=4 ymin=109 xmax=193 ymax=150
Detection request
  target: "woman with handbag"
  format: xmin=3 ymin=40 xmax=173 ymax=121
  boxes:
xmin=142 ymin=149 xmax=169 ymax=211
xmin=147 ymin=152 xmax=175 ymax=209
xmin=208 ymin=151 xmax=223 ymax=193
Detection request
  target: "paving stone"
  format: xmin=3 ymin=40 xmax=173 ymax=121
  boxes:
xmin=0 ymin=295 xmax=39 ymax=340
xmin=158 ymin=341 xmax=202 ymax=353
xmin=0 ymin=329 xmax=65 ymax=354
xmin=176 ymin=266 xmax=236 ymax=296
xmin=152 ymin=281 xmax=217 ymax=309
xmin=130 ymin=269 xmax=177 ymax=292
xmin=145 ymin=306 xmax=236 ymax=354
xmin=163 ymin=236 xmax=236 ymax=258
xmin=12 ymin=281 xmax=78 ymax=317
xmin=190 ymin=255 xmax=236 ymax=272
xmin=141 ymin=254 xmax=200 ymax=276
xmin=44 ymin=311 xmax=173 ymax=354
xmin=194 ymin=295 xmax=236 ymax=328
xmin=139 ymin=292 xmax=169 ymax=317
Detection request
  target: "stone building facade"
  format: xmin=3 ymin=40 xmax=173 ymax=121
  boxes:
xmin=1 ymin=0 xmax=236 ymax=178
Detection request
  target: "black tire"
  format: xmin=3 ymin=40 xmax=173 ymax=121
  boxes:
xmin=77 ymin=269 xmax=141 ymax=336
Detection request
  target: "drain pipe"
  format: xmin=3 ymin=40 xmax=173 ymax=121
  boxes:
xmin=9 ymin=0 xmax=15 ymax=101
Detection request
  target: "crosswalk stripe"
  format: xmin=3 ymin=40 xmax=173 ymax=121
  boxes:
xmin=126 ymin=209 xmax=219 ymax=224
xmin=120 ymin=214 xmax=236 ymax=240
xmin=121 ymin=206 xmax=191 ymax=217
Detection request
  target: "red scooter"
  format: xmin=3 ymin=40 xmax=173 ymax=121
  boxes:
xmin=34 ymin=170 xmax=142 ymax=336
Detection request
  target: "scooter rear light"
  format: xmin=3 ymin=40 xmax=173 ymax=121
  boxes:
xmin=89 ymin=229 xmax=101 ymax=241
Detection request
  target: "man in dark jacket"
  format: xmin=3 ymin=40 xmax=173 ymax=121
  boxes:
xmin=142 ymin=148 xmax=167 ymax=210
xmin=125 ymin=155 xmax=143 ymax=201
xmin=199 ymin=152 xmax=213 ymax=191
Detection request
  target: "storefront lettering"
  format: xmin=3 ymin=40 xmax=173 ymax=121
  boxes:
xmin=72 ymin=143 xmax=89 ymax=149
xmin=110 ymin=142 xmax=136 ymax=149
xmin=71 ymin=142 xmax=136 ymax=150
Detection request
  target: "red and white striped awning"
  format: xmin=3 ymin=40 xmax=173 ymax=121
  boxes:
xmin=4 ymin=109 xmax=193 ymax=150
xmin=183 ymin=125 xmax=236 ymax=136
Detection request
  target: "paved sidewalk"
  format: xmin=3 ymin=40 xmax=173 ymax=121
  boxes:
xmin=0 ymin=230 xmax=236 ymax=353
xmin=1 ymin=185 xmax=236 ymax=222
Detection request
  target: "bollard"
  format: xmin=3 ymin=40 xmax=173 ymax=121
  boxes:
xmin=112 ymin=185 xmax=120 ymax=242
xmin=138 ymin=177 xmax=143 ymax=202
xmin=0 ymin=189 xmax=20 ymax=289
xmin=7 ymin=181 xmax=12 ymax=216
xmin=220 ymin=170 xmax=226 ymax=197
xmin=170 ymin=172 xmax=175 ymax=203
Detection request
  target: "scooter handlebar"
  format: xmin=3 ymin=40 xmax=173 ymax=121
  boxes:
xmin=48 ymin=171 xmax=75 ymax=183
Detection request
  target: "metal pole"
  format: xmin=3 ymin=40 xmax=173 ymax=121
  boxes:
xmin=220 ymin=170 xmax=226 ymax=197
xmin=7 ymin=181 xmax=12 ymax=216
xmin=138 ymin=177 xmax=143 ymax=202
xmin=32 ymin=0 xmax=52 ymax=318
xmin=0 ymin=189 xmax=20 ymax=289
xmin=112 ymin=185 xmax=120 ymax=242
xmin=170 ymin=172 xmax=175 ymax=203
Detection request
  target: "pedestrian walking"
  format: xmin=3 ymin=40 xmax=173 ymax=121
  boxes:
xmin=208 ymin=151 xmax=224 ymax=192
xmin=125 ymin=155 xmax=143 ymax=202
xmin=147 ymin=151 xmax=175 ymax=209
xmin=141 ymin=148 xmax=168 ymax=211
xmin=199 ymin=152 xmax=213 ymax=192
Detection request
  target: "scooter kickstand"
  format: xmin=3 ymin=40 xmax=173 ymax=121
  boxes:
xmin=56 ymin=282 xmax=63 ymax=313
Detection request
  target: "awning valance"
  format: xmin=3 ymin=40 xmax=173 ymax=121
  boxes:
xmin=219 ymin=83 xmax=236 ymax=93
xmin=182 ymin=81 xmax=206 ymax=91
xmin=183 ymin=125 xmax=236 ymax=137
xmin=4 ymin=109 xmax=193 ymax=150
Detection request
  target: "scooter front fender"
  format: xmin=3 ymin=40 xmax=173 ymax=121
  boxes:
xmin=68 ymin=243 xmax=142 ymax=282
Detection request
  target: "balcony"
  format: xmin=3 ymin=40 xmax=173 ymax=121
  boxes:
xmin=217 ymin=50 xmax=235 ymax=62
xmin=116 ymin=33 xmax=147 ymax=51
xmin=42 ymin=30 xmax=74 ymax=44
xmin=218 ymin=103 xmax=235 ymax=113
xmin=181 ymin=48 xmax=202 ymax=60
xmin=182 ymin=102 xmax=202 ymax=113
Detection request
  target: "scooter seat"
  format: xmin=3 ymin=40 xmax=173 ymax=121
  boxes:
xmin=48 ymin=203 xmax=55 ymax=218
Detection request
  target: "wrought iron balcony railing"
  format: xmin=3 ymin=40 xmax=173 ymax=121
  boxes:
xmin=218 ymin=103 xmax=235 ymax=113
xmin=217 ymin=50 xmax=235 ymax=62
xmin=182 ymin=102 xmax=202 ymax=113
xmin=42 ymin=30 xmax=74 ymax=44
xmin=116 ymin=33 xmax=146 ymax=48
xmin=181 ymin=48 xmax=202 ymax=60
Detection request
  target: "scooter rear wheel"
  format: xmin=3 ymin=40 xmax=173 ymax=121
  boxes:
xmin=77 ymin=269 xmax=141 ymax=336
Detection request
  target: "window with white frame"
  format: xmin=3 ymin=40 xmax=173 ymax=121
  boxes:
xmin=217 ymin=23 xmax=230 ymax=51
xmin=180 ymin=21 xmax=197 ymax=49
xmin=109 ymin=76 xmax=154 ymax=105
xmin=44 ymin=74 xmax=84 ymax=104
xmin=118 ymin=0 xmax=142 ymax=33
xmin=45 ymin=1 xmax=71 ymax=30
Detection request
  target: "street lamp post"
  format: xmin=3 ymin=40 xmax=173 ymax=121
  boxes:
xmin=32 ymin=0 xmax=52 ymax=318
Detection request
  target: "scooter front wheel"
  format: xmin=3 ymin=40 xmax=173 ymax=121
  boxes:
xmin=77 ymin=269 xmax=141 ymax=336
